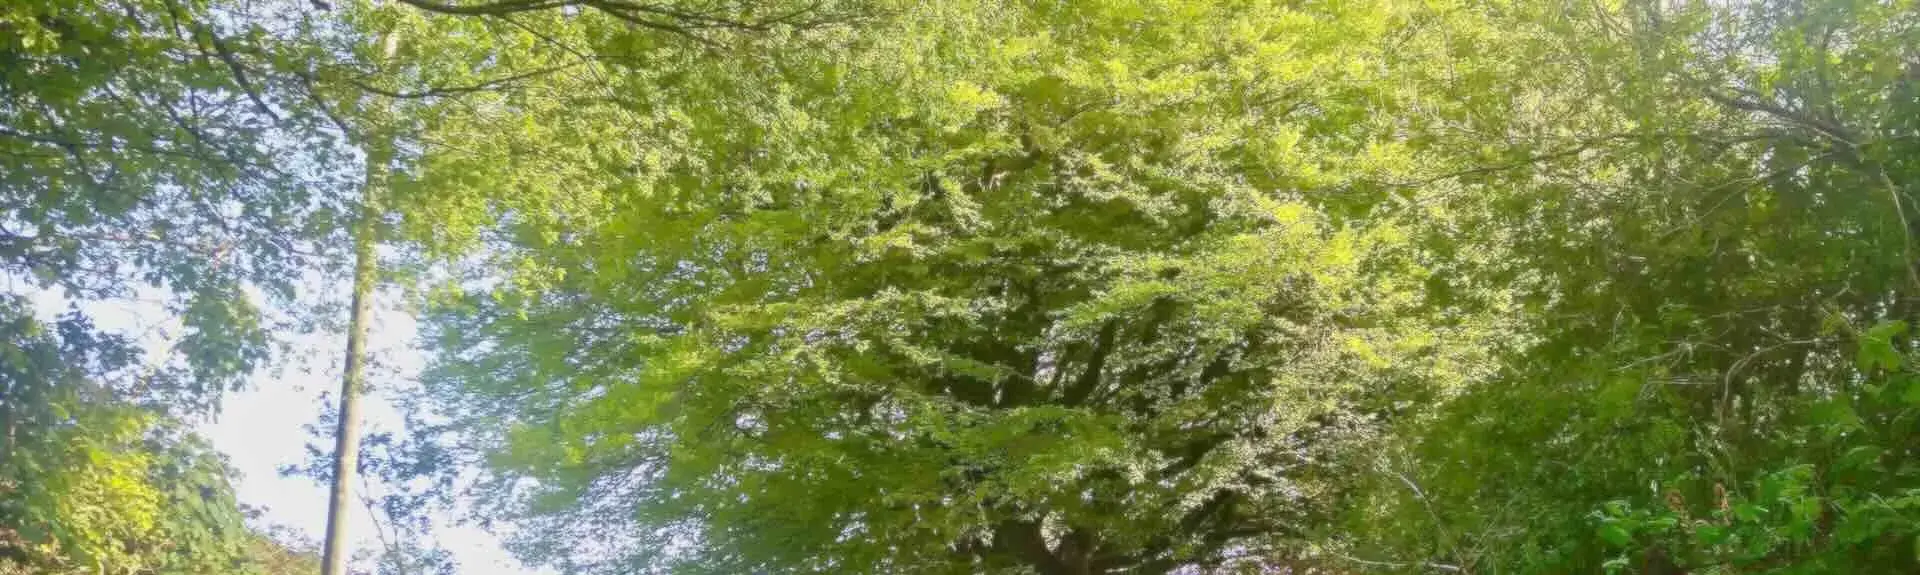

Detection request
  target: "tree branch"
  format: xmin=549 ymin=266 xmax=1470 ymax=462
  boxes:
xmin=991 ymin=519 xmax=1069 ymax=575
xmin=347 ymin=62 xmax=583 ymax=100
xmin=391 ymin=0 xmax=572 ymax=16
xmin=198 ymin=23 xmax=282 ymax=122
xmin=1700 ymin=88 xmax=1857 ymax=148
xmin=1329 ymin=551 xmax=1464 ymax=573
xmin=1061 ymin=320 xmax=1116 ymax=406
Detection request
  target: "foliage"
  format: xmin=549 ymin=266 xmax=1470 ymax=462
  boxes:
xmin=246 ymin=533 xmax=323 ymax=575
xmin=399 ymin=0 xmax=1542 ymax=572
xmin=6 ymin=0 xmax=1920 ymax=574
xmin=1336 ymin=0 xmax=1920 ymax=573
xmin=1 ymin=1 xmax=350 ymax=568
xmin=380 ymin=0 xmax=1920 ymax=573
xmin=0 ymin=0 xmax=358 ymax=416
xmin=0 ymin=297 xmax=307 ymax=575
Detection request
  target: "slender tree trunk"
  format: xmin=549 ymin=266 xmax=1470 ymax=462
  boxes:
xmin=320 ymin=142 xmax=384 ymax=575
xmin=320 ymin=30 xmax=398 ymax=571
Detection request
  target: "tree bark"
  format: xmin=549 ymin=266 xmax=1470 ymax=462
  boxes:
xmin=320 ymin=32 xmax=396 ymax=574
xmin=319 ymin=143 xmax=383 ymax=575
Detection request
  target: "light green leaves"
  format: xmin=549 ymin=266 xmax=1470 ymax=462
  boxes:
xmin=3 ymin=0 xmax=1891 ymax=573
xmin=1600 ymin=524 xmax=1634 ymax=548
xmin=399 ymin=1 xmax=1535 ymax=573
xmin=0 ymin=299 xmax=295 ymax=575
xmin=1858 ymin=320 xmax=1908 ymax=372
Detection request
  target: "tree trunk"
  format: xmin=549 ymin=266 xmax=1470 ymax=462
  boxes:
xmin=319 ymin=146 xmax=383 ymax=575
xmin=319 ymin=28 xmax=398 ymax=567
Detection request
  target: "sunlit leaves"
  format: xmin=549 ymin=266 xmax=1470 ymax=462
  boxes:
xmin=0 ymin=299 xmax=295 ymax=575
xmin=399 ymin=1 xmax=1531 ymax=573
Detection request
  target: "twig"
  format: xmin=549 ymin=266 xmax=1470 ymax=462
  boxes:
xmin=200 ymin=24 xmax=283 ymax=122
xmin=1383 ymin=460 xmax=1472 ymax=575
xmin=1329 ymin=551 xmax=1464 ymax=573
xmin=1374 ymin=133 xmax=1649 ymax=191
xmin=358 ymin=474 xmax=412 ymax=575
xmin=1872 ymin=167 xmax=1920 ymax=290
xmin=1719 ymin=338 xmax=1827 ymax=428
xmin=347 ymin=62 xmax=583 ymax=99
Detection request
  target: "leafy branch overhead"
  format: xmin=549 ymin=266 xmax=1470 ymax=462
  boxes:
xmin=391 ymin=0 xmax=865 ymax=44
xmin=5 ymin=0 xmax=1920 ymax=575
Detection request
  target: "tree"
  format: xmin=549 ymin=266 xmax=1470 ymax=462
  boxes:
xmin=316 ymin=24 xmax=398 ymax=575
xmin=402 ymin=0 xmax=1540 ymax=572
xmin=12 ymin=0 xmax=1916 ymax=574
xmin=1338 ymin=0 xmax=1920 ymax=572
xmin=299 ymin=1 xmax=858 ymax=571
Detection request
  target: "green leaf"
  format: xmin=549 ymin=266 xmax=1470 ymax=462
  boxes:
xmin=1809 ymin=401 xmax=1863 ymax=434
xmin=1901 ymin=377 xmax=1920 ymax=406
xmin=1696 ymin=525 xmax=1729 ymax=546
xmin=1598 ymin=524 xmax=1634 ymax=547
xmin=1839 ymin=445 xmax=1885 ymax=471
xmin=1857 ymin=320 xmax=1908 ymax=371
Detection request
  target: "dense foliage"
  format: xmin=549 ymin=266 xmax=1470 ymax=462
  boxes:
xmin=6 ymin=0 xmax=1920 ymax=573
xmin=410 ymin=1 xmax=1524 ymax=572
xmin=392 ymin=0 xmax=1920 ymax=573
xmin=1347 ymin=1 xmax=1920 ymax=572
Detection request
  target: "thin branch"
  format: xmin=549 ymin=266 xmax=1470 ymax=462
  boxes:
xmin=1384 ymin=461 xmax=1472 ymax=575
xmin=1872 ymin=166 xmax=1920 ymax=290
xmin=347 ymin=62 xmax=584 ymax=99
xmin=290 ymin=66 xmax=362 ymax=141
xmin=200 ymin=24 xmax=283 ymax=122
xmin=391 ymin=0 xmax=572 ymax=16
xmin=1719 ymin=338 xmax=1827 ymax=428
xmin=0 ymin=126 xmax=92 ymax=149
xmin=144 ymin=85 xmax=297 ymax=183
xmin=585 ymin=0 xmax=771 ymax=29
xmin=1329 ymin=551 xmax=1464 ymax=573
xmin=575 ymin=1 xmax=720 ymax=46
xmin=1656 ymin=147 xmax=1842 ymax=240
xmin=492 ymin=13 xmax=647 ymax=137
xmin=390 ymin=0 xmax=857 ymax=47
xmin=1390 ymin=144 xmax=1598 ymax=189
xmin=358 ymin=474 xmax=412 ymax=575
xmin=1374 ymin=133 xmax=1653 ymax=191
xmin=1700 ymin=88 xmax=1857 ymax=148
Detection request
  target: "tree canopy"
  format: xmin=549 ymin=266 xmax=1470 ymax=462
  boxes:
xmin=6 ymin=0 xmax=1920 ymax=573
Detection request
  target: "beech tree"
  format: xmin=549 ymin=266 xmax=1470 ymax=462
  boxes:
xmin=404 ymin=0 xmax=1527 ymax=572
